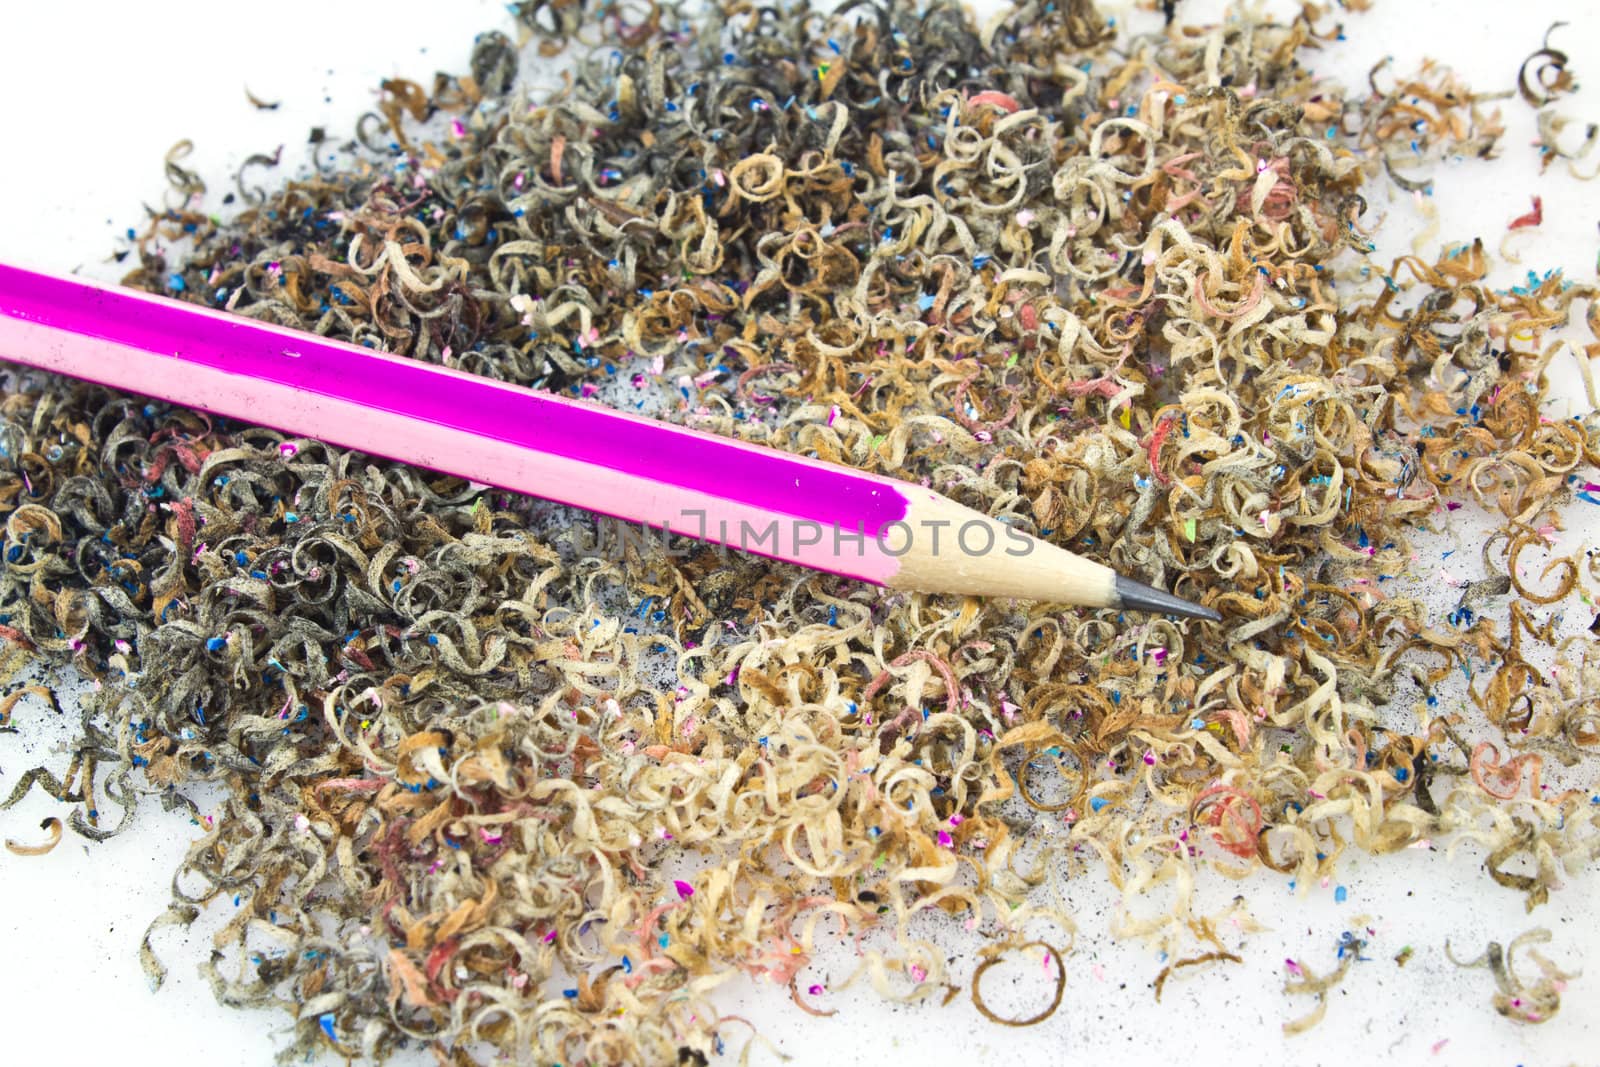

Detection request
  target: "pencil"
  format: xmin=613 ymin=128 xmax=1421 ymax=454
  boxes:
xmin=0 ymin=261 xmax=1217 ymax=620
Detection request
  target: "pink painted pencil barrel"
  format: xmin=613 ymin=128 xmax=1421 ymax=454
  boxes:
xmin=0 ymin=261 xmax=1218 ymax=618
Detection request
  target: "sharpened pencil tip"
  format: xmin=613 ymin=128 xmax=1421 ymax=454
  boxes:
xmin=1114 ymin=574 xmax=1221 ymax=621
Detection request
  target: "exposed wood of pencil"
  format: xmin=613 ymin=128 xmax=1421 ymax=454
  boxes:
xmin=0 ymin=261 xmax=1217 ymax=619
xmin=890 ymin=491 xmax=1119 ymax=605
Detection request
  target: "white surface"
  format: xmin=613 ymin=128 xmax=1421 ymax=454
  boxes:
xmin=1 ymin=2 xmax=1597 ymax=1065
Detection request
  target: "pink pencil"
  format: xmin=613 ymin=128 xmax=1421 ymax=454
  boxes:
xmin=0 ymin=261 xmax=1215 ymax=619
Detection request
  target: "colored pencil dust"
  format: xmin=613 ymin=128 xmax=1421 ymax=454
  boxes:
xmin=2 ymin=2 xmax=1598 ymax=1064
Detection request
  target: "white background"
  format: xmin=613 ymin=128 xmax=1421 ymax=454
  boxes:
xmin=1 ymin=1 xmax=1597 ymax=1065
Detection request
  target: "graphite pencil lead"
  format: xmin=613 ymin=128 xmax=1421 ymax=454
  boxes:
xmin=1113 ymin=574 xmax=1221 ymax=621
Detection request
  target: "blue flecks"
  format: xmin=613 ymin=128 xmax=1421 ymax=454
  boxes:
xmin=1334 ymin=885 xmax=1348 ymax=904
xmin=1335 ymin=931 xmax=1370 ymax=961
xmin=318 ymin=1014 xmax=337 ymax=1041
xmin=1089 ymin=797 xmax=1109 ymax=813
xmin=206 ymin=636 xmax=227 ymax=652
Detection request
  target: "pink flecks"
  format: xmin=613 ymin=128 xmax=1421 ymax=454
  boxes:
xmin=947 ymin=814 xmax=964 ymax=827
xmin=827 ymin=404 xmax=839 ymax=427
xmin=908 ymin=965 xmax=927 ymax=983
xmin=674 ymin=880 xmax=695 ymax=900
xmin=1142 ymin=751 xmax=1157 ymax=766
xmin=937 ymin=830 xmax=953 ymax=848
xmin=279 ymin=442 xmax=298 ymax=458
xmin=1430 ymin=1039 xmax=1449 ymax=1055
xmin=967 ymin=89 xmax=1021 ymax=113
xmin=807 ymin=984 xmax=825 ymax=996
xmin=1150 ymin=647 xmax=1168 ymax=666
xmin=480 ymin=828 xmax=503 ymax=845
xmin=451 ymin=118 xmax=467 ymax=139
xmin=543 ymin=929 xmax=558 ymax=944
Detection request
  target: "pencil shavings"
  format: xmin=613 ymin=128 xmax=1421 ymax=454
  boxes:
xmin=1 ymin=0 xmax=1598 ymax=1062
xmin=1447 ymin=928 xmax=1580 ymax=1024
xmin=970 ymin=940 xmax=1068 ymax=1027
xmin=5 ymin=815 xmax=63 ymax=855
